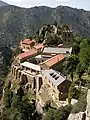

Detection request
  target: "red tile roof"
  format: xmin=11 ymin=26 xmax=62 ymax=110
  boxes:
xmin=34 ymin=44 xmax=44 ymax=50
xmin=22 ymin=39 xmax=35 ymax=45
xmin=17 ymin=49 xmax=37 ymax=60
xmin=43 ymin=54 xmax=64 ymax=68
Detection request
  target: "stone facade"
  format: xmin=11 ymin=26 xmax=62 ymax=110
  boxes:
xmin=41 ymin=71 xmax=71 ymax=102
xmin=11 ymin=39 xmax=72 ymax=107
xmin=62 ymin=30 xmax=73 ymax=44
xmin=11 ymin=63 xmax=43 ymax=93
xmin=11 ymin=62 xmax=71 ymax=107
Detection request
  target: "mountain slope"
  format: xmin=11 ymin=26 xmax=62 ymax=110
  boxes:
xmin=0 ymin=5 xmax=90 ymax=46
xmin=0 ymin=0 xmax=8 ymax=7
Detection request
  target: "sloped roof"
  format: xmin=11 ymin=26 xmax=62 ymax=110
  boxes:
xmin=22 ymin=39 xmax=35 ymax=45
xmin=34 ymin=44 xmax=44 ymax=50
xmin=21 ymin=61 xmax=41 ymax=71
xmin=42 ymin=69 xmax=66 ymax=86
xmin=17 ymin=49 xmax=37 ymax=60
xmin=43 ymin=47 xmax=72 ymax=54
xmin=41 ymin=54 xmax=64 ymax=67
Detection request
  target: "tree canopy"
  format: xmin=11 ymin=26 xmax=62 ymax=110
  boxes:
xmin=64 ymin=55 xmax=79 ymax=81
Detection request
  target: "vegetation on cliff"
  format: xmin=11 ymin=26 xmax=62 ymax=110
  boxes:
xmin=0 ymin=81 xmax=42 ymax=120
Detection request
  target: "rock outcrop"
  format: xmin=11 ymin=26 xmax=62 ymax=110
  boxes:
xmin=68 ymin=112 xmax=84 ymax=120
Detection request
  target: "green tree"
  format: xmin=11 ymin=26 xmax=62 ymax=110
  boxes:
xmin=20 ymin=100 xmax=36 ymax=120
xmin=54 ymin=105 xmax=72 ymax=120
xmin=68 ymin=82 xmax=75 ymax=104
xmin=45 ymin=34 xmax=62 ymax=46
xmin=28 ymin=36 xmax=33 ymax=40
xmin=2 ymin=94 xmax=21 ymax=120
xmin=76 ymin=63 xmax=85 ymax=90
xmin=64 ymin=55 xmax=79 ymax=81
xmin=17 ymin=87 xmax=24 ymax=100
xmin=79 ymin=39 xmax=90 ymax=69
xmin=44 ymin=101 xmax=51 ymax=112
xmin=3 ymin=89 xmax=13 ymax=109
xmin=1 ymin=108 xmax=20 ymax=120
xmin=72 ymin=36 xmax=82 ymax=55
xmin=2 ymin=93 xmax=37 ymax=120
xmin=44 ymin=109 xmax=55 ymax=120
xmin=68 ymin=82 xmax=80 ymax=104
xmin=71 ymin=91 xmax=87 ymax=113
xmin=35 ymin=34 xmax=44 ymax=43
xmin=11 ymin=94 xmax=21 ymax=108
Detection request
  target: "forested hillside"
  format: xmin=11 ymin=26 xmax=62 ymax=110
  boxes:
xmin=0 ymin=5 xmax=90 ymax=46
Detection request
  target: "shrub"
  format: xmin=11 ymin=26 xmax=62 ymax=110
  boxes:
xmin=44 ymin=101 xmax=51 ymax=112
xmin=68 ymin=82 xmax=80 ymax=104
xmin=54 ymin=105 xmax=72 ymax=120
xmin=71 ymin=91 xmax=87 ymax=113
xmin=44 ymin=109 xmax=55 ymax=120
xmin=3 ymin=89 xmax=13 ymax=109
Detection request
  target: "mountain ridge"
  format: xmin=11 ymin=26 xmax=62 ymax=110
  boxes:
xmin=0 ymin=0 xmax=8 ymax=7
xmin=0 ymin=5 xmax=90 ymax=46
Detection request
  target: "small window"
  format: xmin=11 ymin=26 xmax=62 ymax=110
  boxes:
xmin=65 ymin=33 xmax=67 ymax=37
xmin=68 ymin=33 xmax=70 ymax=37
xmin=41 ymin=67 xmax=43 ymax=70
xmin=66 ymin=51 xmax=69 ymax=54
xmin=68 ymin=38 xmax=70 ymax=42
